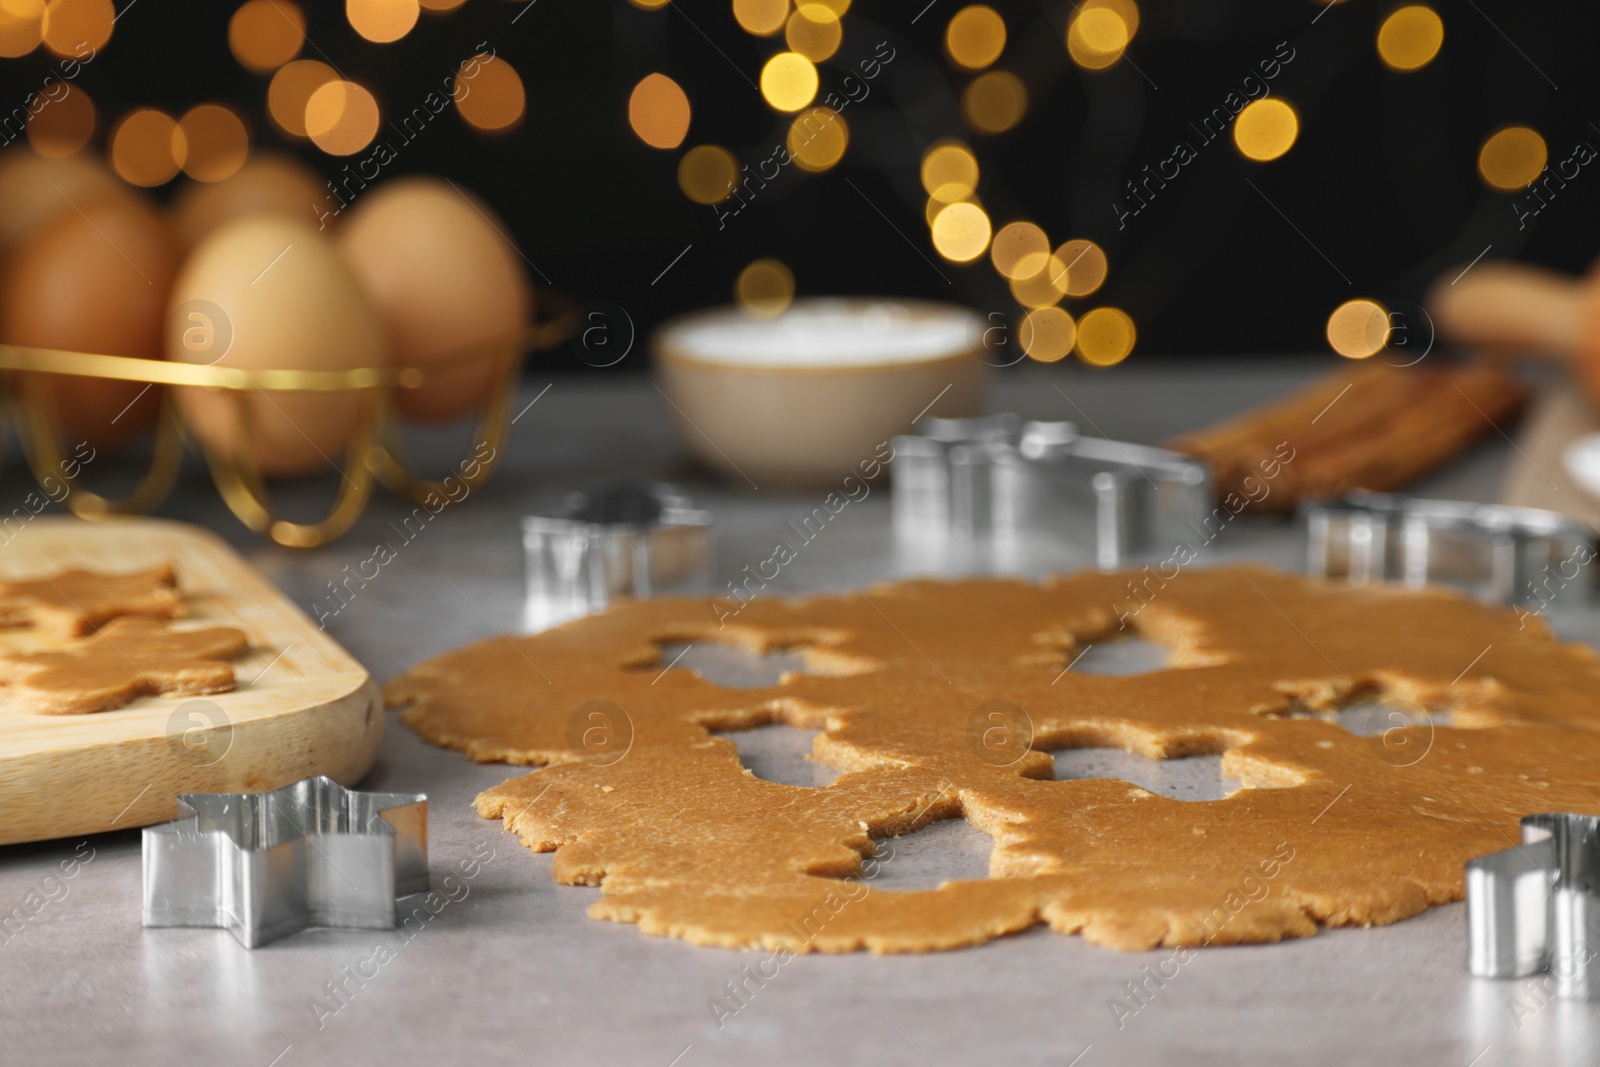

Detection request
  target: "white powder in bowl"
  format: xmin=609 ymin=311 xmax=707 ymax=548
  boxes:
xmin=661 ymin=298 xmax=984 ymax=368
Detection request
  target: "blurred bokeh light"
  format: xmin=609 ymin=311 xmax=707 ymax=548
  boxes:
xmin=760 ymin=51 xmax=818 ymax=111
xmin=734 ymin=257 xmax=795 ymax=318
xmin=1021 ymin=306 xmax=1077 ymax=362
xmin=1478 ymin=125 xmax=1547 ymax=190
xmin=229 ymin=0 xmax=303 ymax=73
xmin=1325 ymin=299 xmax=1390 ymax=359
xmin=945 ymin=5 xmax=1006 ymax=71
xmin=179 ymin=104 xmax=250 ymax=182
xmin=961 ymin=70 xmax=1026 ymax=135
xmin=629 ymin=73 xmax=691 ymax=150
xmin=1377 ymin=5 xmax=1444 ymax=71
xmin=26 ymin=83 xmax=93 ymax=157
xmin=1233 ymin=98 xmax=1298 ymax=162
xmin=788 ymin=107 xmax=847 ymax=171
xmin=305 ymin=79 xmax=380 ymax=155
xmin=454 ymin=54 xmax=526 ymax=132
xmin=111 ymin=107 xmax=185 ymax=185
xmin=1075 ymin=307 xmax=1136 ymax=365
xmin=268 ymin=59 xmax=338 ymax=137
xmin=678 ymin=144 xmax=738 ymax=203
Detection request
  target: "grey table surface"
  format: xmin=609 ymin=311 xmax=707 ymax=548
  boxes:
xmin=3 ymin=358 xmax=1596 ymax=1067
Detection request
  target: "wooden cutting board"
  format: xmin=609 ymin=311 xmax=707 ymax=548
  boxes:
xmin=0 ymin=518 xmax=383 ymax=846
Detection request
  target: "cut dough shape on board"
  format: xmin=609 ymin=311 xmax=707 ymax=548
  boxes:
xmin=0 ymin=616 xmax=247 ymax=714
xmin=0 ymin=563 xmax=182 ymax=636
xmin=387 ymin=567 xmax=1600 ymax=953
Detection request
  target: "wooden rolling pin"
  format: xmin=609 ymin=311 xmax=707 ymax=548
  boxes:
xmin=1427 ymin=260 xmax=1600 ymax=405
xmin=1168 ymin=360 xmax=1525 ymax=513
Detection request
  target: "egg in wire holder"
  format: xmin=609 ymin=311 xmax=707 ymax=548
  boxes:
xmin=0 ymin=296 xmax=573 ymax=548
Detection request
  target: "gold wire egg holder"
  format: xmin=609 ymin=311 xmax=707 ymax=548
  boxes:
xmin=0 ymin=299 xmax=574 ymax=548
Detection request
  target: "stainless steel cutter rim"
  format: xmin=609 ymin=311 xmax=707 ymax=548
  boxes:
xmin=891 ymin=412 xmax=1214 ymax=567
xmin=142 ymin=776 xmax=429 ymax=948
xmin=1302 ymin=490 xmax=1596 ymax=603
xmin=1466 ymin=811 xmax=1600 ymax=1000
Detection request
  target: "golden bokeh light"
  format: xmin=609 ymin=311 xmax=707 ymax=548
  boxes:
xmin=990 ymin=221 xmax=1048 ymax=280
xmin=26 ymin=84 xmax=94 ymax=158
xmin=931 ymin=201 xmax=992 ymax=263
xmin=418 ymin=0 xmax=465 ymax=9
xmin=179 ymin=104 xmax=250 ymax=182
xmin=733 ymin=0 xmax=787 ymax=35
xmin=1010 ymin=254 xmax=1070 ymax=309
xmin=1101 ymin=0 xmax=1140 ymax=36
xmin=628 ymin=72 xmax=691 ymax=149
xmin=229 ymin=0 xmax=303 ymax=73
xmin=945 ymin=5 xmax=1005 ymax=70
xmin=760 ymin=51 xmax=818 ymax=111
xmin=306 ymin=79 xmax=380 ymax=156
xmin=962 ymin=70 xmax=1026 ymax=135
xmin=678 ymin=144 xmax=739 ymax=204
xmin=1234 ymin=98 xmax=1298 ymax=161
xmin=454 ymin=54 xmax=526 ymax=132
xmin=1478 ymin=126 xmax=1546 ymax=190
xmin=267 ymin=59 xmax=338 ymax=137
xmin=0 ymin=0 xmax=44 ymax=57
xmin=787 ymin=106 xmax=848 ymax=171
xmin=920 ymin=141 xmax=979 ymax=202
xmin=629 ymin=0 xmax=671 ymax=8
xmin=1021 ymin=307 xmax=1077 ymax=363
xmin=786 ymin=4 xmax=840 ymax=62
xmin=1377 ymin=5 xmax=1443 ymax=71
xmin=1325 ymin=298 xmax=1391 ymax=359
xmin=110 ymin=108 xmax=186 ymax=187
xmin=42 ymin=0 xmax=111 ymax=57
xmin=1054 ymin=238 xmax=1108 ymax=296
xmin=1066 ymin=6 xmax=1130 ymax=70
xmin=735 ymin=258 xmax=796 ymax=319
xmin=1075 ymin=307 xmax=1135 ymax=366
xmin=808 ymin=0 xmax=848 ymax=12
xmin=347 ymin=0 xmax=418 ymax=43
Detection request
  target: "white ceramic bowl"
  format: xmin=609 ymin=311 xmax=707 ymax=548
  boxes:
xmin=652 ymin=297 xmax=989 ymax=487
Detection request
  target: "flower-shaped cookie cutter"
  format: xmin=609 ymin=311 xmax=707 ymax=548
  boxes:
xmin=143 ymin=777 xmax=428 ymax=948
xmin=522 ymin=479 xmax=714 ymax=631
xmin=891 ymin=413 xmax=1214 ymax=567
xmin=1467 ymin=812 xmax=1600 ymax=1000
xmin=1302 ymin=490 xmax=1594 ymax=605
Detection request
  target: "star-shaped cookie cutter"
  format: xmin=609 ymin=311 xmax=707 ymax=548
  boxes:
xmin=892 ymin=414 xmax=1214 ymax=567
xmin=1466 ymin=812 xmax=1600 ymax=1000
xmin=1303 ymin=490 xmax=1594 ymax=605
xmin=143 ymin=776 xmax=429 ymax=948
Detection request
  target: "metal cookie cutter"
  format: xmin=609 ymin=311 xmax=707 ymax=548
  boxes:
xmin=892 ymin=414 xmax=1214 ymax=567
xmin=522 ymin=479 xmax=713 ymax=631
xmin=1467 ymin=813 xmax=1600 ymax=1000
xmin=1303 ymin=490 xmax=1595 ymax=605
xmin=143 ymin=777 xmax=428 ymax=948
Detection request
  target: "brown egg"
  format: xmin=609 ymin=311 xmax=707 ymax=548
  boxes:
xmin=0 ymin=149 xmax=126 ymax=266
xmin=1 ymin=192 xmax=177 ymax=447
xmin=167 ymin=217 xmax=387 ymax=478
xmin=336 ymin=177 xmax=531 ymax=423
xmin=171 ymin=153 xmax=331 ymax=252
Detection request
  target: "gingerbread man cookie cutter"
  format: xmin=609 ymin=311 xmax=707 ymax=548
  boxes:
xmin=143 ymin=777 xmax=429 ymax=948
xmin=522 ymin=480 xmax=714 ymax=631
xmin=1466 ymin=812 xmax=1600 ymax=1000
xmin=1302 ymin=490 xmax=1595 ymax=605
xmin=891 ymin=414 xmax=1214 ymax=567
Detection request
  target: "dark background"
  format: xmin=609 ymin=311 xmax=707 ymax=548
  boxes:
xmin=1 ymin=0 xmax=1590 ymax=368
